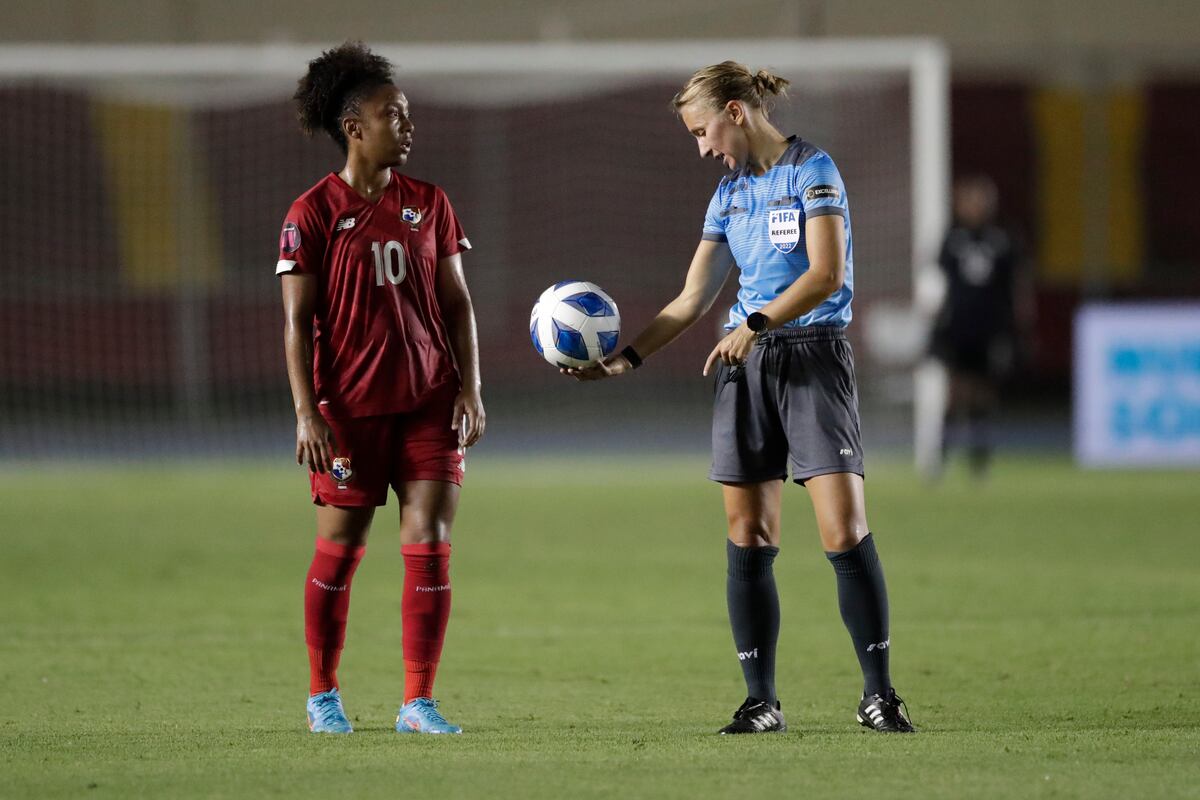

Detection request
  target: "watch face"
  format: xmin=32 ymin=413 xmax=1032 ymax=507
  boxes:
xmin=748 ymin=313 xmax=767 ymax=332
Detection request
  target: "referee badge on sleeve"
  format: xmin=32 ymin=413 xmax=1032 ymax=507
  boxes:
xmin=768 ymin=209 xmax=801 ymax=254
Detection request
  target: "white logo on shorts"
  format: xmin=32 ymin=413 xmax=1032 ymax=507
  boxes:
xmin=840 ymin=448 xmax=853 ymax=456
xmin=768 ymin=209 xmax=801 ymax=254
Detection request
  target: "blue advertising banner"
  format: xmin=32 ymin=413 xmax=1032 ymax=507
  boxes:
xmin=1074 ymin=304 xmax=1200 ymax=467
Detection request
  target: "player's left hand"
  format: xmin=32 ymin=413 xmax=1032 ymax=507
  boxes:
xmin=452 ymin=386 xmax=486 ymax=448
xmin=703 ymin=324 xmax=757 ymax=376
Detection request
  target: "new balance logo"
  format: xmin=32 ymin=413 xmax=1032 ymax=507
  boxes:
xmin=415 ymin=584 xmax=451 ymax=593
xmin=737 ymin=648 xmax=759 ymax=661
xmin=335 ymin=217 xmax=357 ymax=231
xmin=866 ymin=638 xmax=890 ymax=652
xmin=840 ymin=448 xmax=854 ymax=456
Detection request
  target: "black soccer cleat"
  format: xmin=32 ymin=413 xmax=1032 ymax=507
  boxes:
xmin=857 ymin=689 xmax=915 ymax=733
xmin=717 ymin=697 xmax=787 ymax=734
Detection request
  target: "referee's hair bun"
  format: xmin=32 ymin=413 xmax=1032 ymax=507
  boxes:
xmin=672 ymin=61 xmax=790 ymax=113
xmin=753 ymin=69 xmax=791 ymax=98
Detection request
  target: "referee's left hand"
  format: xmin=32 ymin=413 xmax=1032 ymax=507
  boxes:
xmin=703 ymin=324 xmax=757 ymax=376
xmin=453 ymin=386 xmax=486 ymax=448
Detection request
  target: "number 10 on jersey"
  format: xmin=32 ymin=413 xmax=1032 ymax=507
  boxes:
xmin=372 ymin=240 xmax=407 ymax=286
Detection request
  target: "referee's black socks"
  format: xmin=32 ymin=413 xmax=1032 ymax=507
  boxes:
xmin=825 ymin=533 xmax=892 ymax=696
xmin=726 ymin=539 xmax=781 ymax=704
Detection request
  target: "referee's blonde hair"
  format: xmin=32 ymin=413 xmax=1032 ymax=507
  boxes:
xmin=672 ymin=61 xmax=790 ymax=115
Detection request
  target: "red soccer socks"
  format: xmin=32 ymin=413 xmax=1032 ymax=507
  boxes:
xmin=401 ymin=542 xmax=452 ymax=702
xmin=304 ymin=538 xmax=451 ymax=701
xmin=304 ymin=537 xmax=365 ymax=695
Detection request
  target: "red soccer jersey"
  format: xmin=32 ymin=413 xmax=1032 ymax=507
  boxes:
xmin=276 ymin=171 xmax=471 ymax=417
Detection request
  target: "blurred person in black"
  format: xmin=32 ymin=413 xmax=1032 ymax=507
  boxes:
xmin=929 ymin=175 xmax=1028 ymax=478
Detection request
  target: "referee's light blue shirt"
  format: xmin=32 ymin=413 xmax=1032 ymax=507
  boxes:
xmin=702 ymin=136 xmax=854 ymax=330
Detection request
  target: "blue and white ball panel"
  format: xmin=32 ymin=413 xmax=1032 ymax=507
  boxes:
xmin=529 ymin=312 xmax=544 ymax=355
xmin=530 ymin=280 xmax=621 ymax=368
xmin=551 ymin=317 xmax=589 ymax=362
xmin=596 ymin=330 xmax=619 ymax=357
xmin=562 ymin=291 xmax=617 ymax=318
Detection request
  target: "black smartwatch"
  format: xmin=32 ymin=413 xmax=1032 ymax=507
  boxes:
xmin=746 ymin=311 xmax=770 ymax=333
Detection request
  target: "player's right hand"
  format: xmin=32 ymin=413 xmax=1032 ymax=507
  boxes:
xmin=562 ymin=354 xmax=632 ymax=382
xmin=296 ymin=412 xmax=337 ymax=473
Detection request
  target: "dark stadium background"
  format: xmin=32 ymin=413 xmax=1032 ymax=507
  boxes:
xmin=2 ymin=3 xmax=1199 ymax=460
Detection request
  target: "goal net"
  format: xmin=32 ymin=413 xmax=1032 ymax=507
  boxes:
xmin=0 ymin=41 xmax=947 ymax=459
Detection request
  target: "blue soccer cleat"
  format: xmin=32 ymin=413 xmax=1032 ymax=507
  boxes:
xmin=395 ymin=697 xmax=462 ymax=734
xmin=307 ymin=688 xmax=353 ymax=733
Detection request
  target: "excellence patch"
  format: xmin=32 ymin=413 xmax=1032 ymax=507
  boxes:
xmin=280 ymin=222 xmax=301 ymax=254
xmin=805 ymin=184 xmax=841 ymax=202
xmin=767 ymin=209 xmax=801 ymax=254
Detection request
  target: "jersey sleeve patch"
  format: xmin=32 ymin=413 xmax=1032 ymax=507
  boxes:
xmin=798 ymin=154 xmax=849 ymax=220
xmin=276 ymin=198 xmax=327 ymax=277
xmin=280 ymin=222 xmax=301 ymax=254
xmin=804 ymin=185 xmax=841 ymax=202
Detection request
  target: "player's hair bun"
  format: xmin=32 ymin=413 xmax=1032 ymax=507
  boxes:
xmin=752 ymin=69 xmax=790 ymax=98
xmin=293 ymin=41 xmax=394 ymax=154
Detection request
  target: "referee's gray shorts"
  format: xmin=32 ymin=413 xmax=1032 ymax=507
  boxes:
xmin=709 ymin=326 xmax=865 ymax=485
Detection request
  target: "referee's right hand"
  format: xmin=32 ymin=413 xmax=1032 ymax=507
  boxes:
xmin=296 ymin=412 xmax=337 ymax=474
xmin=562 ymin=353 xmax=632 ymax=382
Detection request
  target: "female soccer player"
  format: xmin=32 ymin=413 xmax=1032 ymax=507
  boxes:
xmin=568 ymin=61 xmax=914 ymax=734
xmin=278 ymin=42 xmax=484 ymax=735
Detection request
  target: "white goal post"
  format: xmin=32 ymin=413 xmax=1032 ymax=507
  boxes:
xmin=0 ymin=40 xmax=948 ymax=459
xmin=0 ymin=38 xmax=949 ymax=258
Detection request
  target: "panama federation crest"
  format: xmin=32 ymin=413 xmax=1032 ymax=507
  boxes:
xmin=401 ymin=206 xmax=423 ymax=228
xmin=331 ymin=457 xmax=354 ymax=486
xmin=768 ymin=209 xmax=801 ymax=254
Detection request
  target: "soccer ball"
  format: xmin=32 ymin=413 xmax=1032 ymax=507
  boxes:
xmin=530 ymin=280 xmax=621 ymax=369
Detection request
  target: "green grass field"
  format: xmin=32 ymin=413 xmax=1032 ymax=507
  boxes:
xmin=2 ymin=455 xmax=1198 ymax=799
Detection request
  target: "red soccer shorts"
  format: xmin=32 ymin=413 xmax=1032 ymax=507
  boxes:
xmin=310 ymin=382 xmax=465 ymax=507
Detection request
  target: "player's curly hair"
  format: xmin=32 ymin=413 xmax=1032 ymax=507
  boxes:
xmin=672 ymin=61 xmax=791 ymax=116
xmin=294 ymin=41 xmax=395 ymax=154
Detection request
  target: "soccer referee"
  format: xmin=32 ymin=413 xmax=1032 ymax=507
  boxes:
xmin=567 ymin=61 xmax=914 ymax=735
